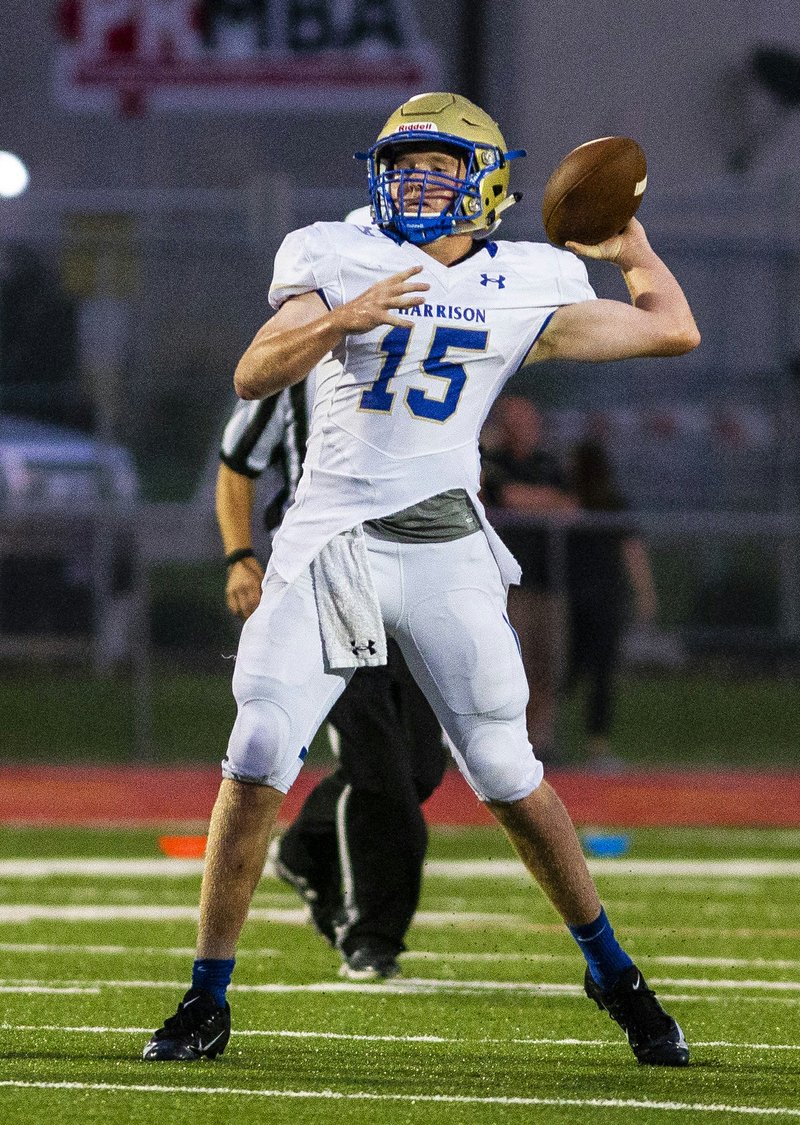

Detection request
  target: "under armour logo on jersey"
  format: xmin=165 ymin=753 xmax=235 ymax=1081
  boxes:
xmin=350 ymin=639 xmax=377 ymax=656
xmin=480 ymin=273 xmax=506 ymax=288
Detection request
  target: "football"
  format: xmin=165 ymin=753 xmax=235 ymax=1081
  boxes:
xmin=541 ymin=136 xmax=647 ymax=247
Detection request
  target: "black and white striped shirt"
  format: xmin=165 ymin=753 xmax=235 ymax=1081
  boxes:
xmin=219 ymin=378 xmax=312 ymax=532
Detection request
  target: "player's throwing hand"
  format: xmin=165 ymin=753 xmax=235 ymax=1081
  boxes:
xmin=565 ymin=217 xmax=649 ymax=265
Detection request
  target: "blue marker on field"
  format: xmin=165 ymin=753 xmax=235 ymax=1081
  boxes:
xmin=582 ymin=832 xmax=631 ymax=858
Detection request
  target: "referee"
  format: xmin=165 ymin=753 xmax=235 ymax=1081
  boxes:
xmin=216 ymin=239 xmax=446 ymax=979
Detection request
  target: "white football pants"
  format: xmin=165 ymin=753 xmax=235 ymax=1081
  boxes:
xmin=223 ymin=530 xmax=543 ymax=803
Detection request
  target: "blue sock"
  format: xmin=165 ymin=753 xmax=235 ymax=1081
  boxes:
xmin=191 ymin=958 xmax=235 ymax=1008
xmin=568 ymin=907 xmax=633 ymax=992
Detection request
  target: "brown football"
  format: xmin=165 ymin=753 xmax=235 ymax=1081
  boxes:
xmin=541 ymin=136 xmax=647 ymax=247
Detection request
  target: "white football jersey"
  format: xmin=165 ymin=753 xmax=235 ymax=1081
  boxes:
xmin=266 ymin=222 xmax=595 ymax=584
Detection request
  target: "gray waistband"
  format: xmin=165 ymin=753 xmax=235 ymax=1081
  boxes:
xmin=364 ymin=489 xmax=481 ymax=543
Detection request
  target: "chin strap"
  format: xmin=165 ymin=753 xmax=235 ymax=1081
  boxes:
xmin=496 ymin=191 xmax=523 ymax=216
xmin=474 ymin=192 xmax=524 ymax=239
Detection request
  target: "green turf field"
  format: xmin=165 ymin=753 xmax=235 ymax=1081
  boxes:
xmin=1 ymin=825 xmax=799 ymax=1122
xmin=3 ymin=668 xmax=800 ymax=766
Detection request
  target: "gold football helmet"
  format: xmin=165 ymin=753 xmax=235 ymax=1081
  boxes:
xmin=356 ymin=92 xmax=526 ymax=244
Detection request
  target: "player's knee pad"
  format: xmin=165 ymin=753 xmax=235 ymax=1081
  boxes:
xmin=222 ymin=696 xmax=304 ymax=794
xmin=457 ymin=711 xmax=543 ymax=804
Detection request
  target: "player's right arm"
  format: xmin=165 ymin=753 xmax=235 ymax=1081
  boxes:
xmin=234 ymin=267 xmax=430 ymax=400
xmin=526 ymin=219 xmax=701 ymax=365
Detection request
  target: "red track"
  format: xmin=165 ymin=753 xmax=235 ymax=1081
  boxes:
xmin=0 ymin=765 xmax=797 ymax=827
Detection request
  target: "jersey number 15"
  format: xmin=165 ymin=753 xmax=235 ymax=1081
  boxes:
xmin=359 ymin=325 xmax=488 ymax=423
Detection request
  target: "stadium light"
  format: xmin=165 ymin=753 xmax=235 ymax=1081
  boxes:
xmin=0 ymin=151 xmax=30 ymax=198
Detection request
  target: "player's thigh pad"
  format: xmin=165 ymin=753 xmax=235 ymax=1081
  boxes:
xmin=402 ymin=534 xmax=527 ymax=717
xmin=224 ymin=569 xmax=349 ymax=792
xmin=395 ymin=536 xmax=541 ymax=803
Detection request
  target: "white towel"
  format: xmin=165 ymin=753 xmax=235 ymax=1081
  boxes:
xmin=310 ymin=526 xmax=388 ymax=669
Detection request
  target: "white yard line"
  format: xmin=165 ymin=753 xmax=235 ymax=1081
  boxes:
xmin=652 ymin=955 xmax=800 ymax=971
xmin=0 ymin=942 xmax=279 ymax=957
xmin=3 ymin=943 xmax=799 ymax=978
xmin=2 ymin=857 xmax=800 ymax=878
xmin=428 ymin=859 xmax=800 ymax=879
xmin=404 ymin=952 xmax=800 ymax=971
xmin=0 ymin=1080 xmax=798 ymax=1116
xmin=0 ymin=986 xmax=99 ymax=994
xmin=0 ymin=859 xmax=205 ymax=878
xmin=4 ymin=1023 xmax=800 ymax=1053
xmin=0 ymin=903 xmax=798 ymax=941
xmin=6 ymin=985 xmax=795 ymax=1003
xmin=0 ymin=1023 xmax=609 ymax=1044
xmin=0 ymin=905 xmax=306 ymax=923
xmin=0 ymin=904 xmax=518 ymax=928
xmin=2 ymin=975 xmax=799 ymax=995
xmin=623 ymin=925 xmax=800 ymax=940
xmin=0 ymin=976 xmax=584 ymax=995
xmin=2 ymin=942 xmax=799 ymax=973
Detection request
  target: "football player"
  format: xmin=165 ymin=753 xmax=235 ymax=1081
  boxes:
xmin=144 ymin=92 xmax=699 ymax=1067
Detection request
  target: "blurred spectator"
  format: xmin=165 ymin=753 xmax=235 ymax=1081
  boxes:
xmin=0 ymin=244 xmax=89 ymax=428
xmin=564 ymin=439 xmax=657 ymax=771
xmin=481 ymin=394 xmax=575 ymax=760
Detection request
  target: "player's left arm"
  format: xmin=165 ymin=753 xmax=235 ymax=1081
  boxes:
xmin=526 ymin=219 xmax=701 ymax=364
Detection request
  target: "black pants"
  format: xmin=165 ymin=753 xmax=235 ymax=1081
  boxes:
xmin=566 ymin=593 xmax=624 ymax=738
xmin=277 ymin=638 xmax=446 ymax=957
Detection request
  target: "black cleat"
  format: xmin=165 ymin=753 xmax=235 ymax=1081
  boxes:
xmin=142 ymin=987 xmax=231 ymax=1061
xmin=584 ymin=965 xmax=689 ymax=1066
xmin=339 ymin=944 xmax=401 ymax=982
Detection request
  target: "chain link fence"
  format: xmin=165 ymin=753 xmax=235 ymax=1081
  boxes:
xmin=2 ymin=182 xmax=800 ymax=756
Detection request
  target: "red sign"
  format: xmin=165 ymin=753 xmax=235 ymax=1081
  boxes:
xmin=54 ymin=0 xmax=441 ymax=115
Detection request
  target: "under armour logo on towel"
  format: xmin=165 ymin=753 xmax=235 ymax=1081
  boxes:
xmin=350 ymin=639 xmax=377 ymax=656
xmin=480 ymin=273 xmax=506 ymax=288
